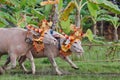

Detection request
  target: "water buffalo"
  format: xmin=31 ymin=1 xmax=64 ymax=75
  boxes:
xmin=0 ymin=28 xmax=57 ymax=74
xmin=3 ymin=30 xmax=84 ymax=75
xmin=16 ymin=31 xmax=84 ymax=75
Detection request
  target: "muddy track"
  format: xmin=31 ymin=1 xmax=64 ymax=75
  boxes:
xmin=10 ymin=70 xmax=120 ymax=77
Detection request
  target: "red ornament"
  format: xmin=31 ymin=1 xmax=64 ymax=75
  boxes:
xmin=31 ymin=27 xmax=35 ymax=31
xmin=35 ymin=28 xmax=39 ymax=32
xmin=80 ymin=32 xmax=84 ymax=37
xmin=26 ymin=25 xmax=32 ymax=29
xmin=39 ymin=29 xmax=43 ymax=33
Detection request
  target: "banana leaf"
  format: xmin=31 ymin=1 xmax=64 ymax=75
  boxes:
xmin=87 ymin=2 xmax=100 ymax=19
xmin=85 ymin=29 xmax=93 ymax=42
xmin=0 ymin=11 xmax=16 ymax=25
xmin=44 ymin=4 xmax=52 ymax=19
xmin=60 ymin=18 xmax=71 ymax=34
xmin=60 ymin=1 xmax=75 ymax=21
xmin=31 ymin=8 xmax=45 ymax=20
xmin=58 ymin=0 xmax=63 ymax=11
xmin=88 ymin=0 xmax=120 ymax=14
xmin=0 ymin=17 xmax=9 ymax=27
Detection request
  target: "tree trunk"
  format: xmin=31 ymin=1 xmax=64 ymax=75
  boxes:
xmin=75 ymin=9 xmax=80 ymax=28
xmin=93 ymin=23 xmax=97 ymax=37
xmin=51 ymin=4 xmax=58 ymax=30
xmin=114 ymin=28 xmax=118 ymax=41
xmin=100 ymin=21 xmax=104 ymax=36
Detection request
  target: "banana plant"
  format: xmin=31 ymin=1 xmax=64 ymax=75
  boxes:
xmin=0 ymin=0 xmax=45 ymax=28
xmin=98 ymin=14 xmax=120 ymax=41
xmin=88 ymin=0 xmax=120 ymax=14
xmin=74 ymin=0 xmax=88 ymax=27
xmin=60 ymin=0 xmax=88 ymax=27
xmin=87 ymin=1 xmax=100 ymax=37
xmin=87 ymin=0 xmax=120 ymax=37
xmin=59 ymin=0 xmax=88 ymax=34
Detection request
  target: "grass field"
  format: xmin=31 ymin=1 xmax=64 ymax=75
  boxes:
xmin=0 ymin=42 xmax=120 ymax=80
xmin=1 ymin=60 xmax=120 ymax=80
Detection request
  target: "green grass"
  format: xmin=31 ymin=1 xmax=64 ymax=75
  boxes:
xmin=0 ymin=43 xmax=120 ymax=80
xmin=1 ymin=61 xmax=120 ymax=80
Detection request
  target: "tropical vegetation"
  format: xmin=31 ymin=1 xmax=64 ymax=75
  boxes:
xmin=0 ymin=0 xmax=120 ymax=79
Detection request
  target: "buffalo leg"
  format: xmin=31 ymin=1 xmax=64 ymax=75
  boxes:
xmin=26 ymin=51 xmax=35 ymax=74
xmin=60 ymin=56 xmax=79 ymax=69
xmin=18 ymin=56 xmax=28 ymax=73
xmin=3 ymin=57 xmax=10 ymax=67
xmin=48 ymin=57 xmax=62 ymax=75
xmin=2 ymin=56 xmax=28 ymax=72
xmin=3 ymin=53 xmax=17 ymax=70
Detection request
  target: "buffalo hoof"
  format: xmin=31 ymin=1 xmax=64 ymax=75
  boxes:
xmin=25 ymin=71 xmax=35 ymax=75
xmin=0 ymin=67 xmax=5 ymax=75
xmin=56 ymin=73 xmax=63 ymax=76
xmin=72 ymin=66 xmax=79 ymax=70
xmin=56 ymin=71 xmax=63 ymax=76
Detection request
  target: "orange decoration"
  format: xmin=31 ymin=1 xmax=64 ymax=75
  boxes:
xmin=33 ymin=41 xmax=44 ymax=52
xmin=60 ymin=50 xmax=71 ymax=57
xmin=39 ymin=37 xmax=44 ymax=41
xmin=35 ymin=28 xmax=39 ymax=32
xmin=65 ymin=35 xmax=69 ymax=39
xmin=69 ymin=36 xmax=75 ymax=41
xmin=34 ymin=36 xmax=44 ymax=42
xmin=66 ymin=44 xmax=71 ymax=48
xmin=26 ymin=25 xmax=32 ymax=30
xmin=31 ymin=27 xmax=35 ymax=30
xmin=26 ymin=23 xmax=51 ymax=54
xmin=39 ymin=29 xmax=43 ymax=33
xmin=59 ymin=29 xmax=63 ymax=33
xmin=42 ymin=19 xmax=47 ymax=23
xmin=40 ymin=0 xmax=59 ymax=6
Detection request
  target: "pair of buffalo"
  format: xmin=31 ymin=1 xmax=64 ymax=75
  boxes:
xmin=0 ymin=27 xmax=84 ymax=75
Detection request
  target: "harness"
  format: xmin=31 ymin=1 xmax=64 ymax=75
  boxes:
xmin=32 ymin=30 xmax=45 ymax=53
xmin=59 ymin=37 xmax=75 ymax=57
xmin=25 ymin=25 xmax=45 ymax=53
xmin=33 ymin=41 xmax=44 ymax=52
xmin=50 ymin=29 xmax=61 ymax=50
xmin=59 ymin=44 xmax=72 ymax=57
xmin=25 ymin=30 xmax=33 ymax=44
xmin=50 ymin=29 xmax=75 ymax=57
